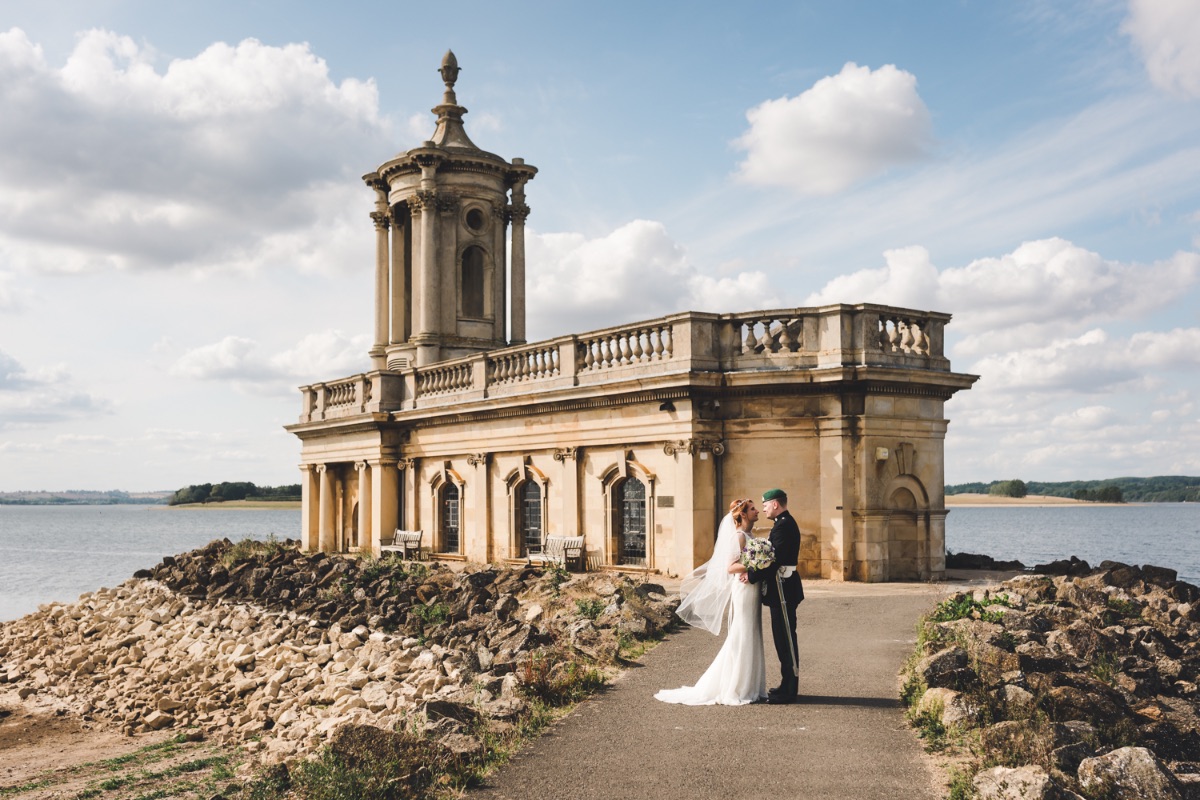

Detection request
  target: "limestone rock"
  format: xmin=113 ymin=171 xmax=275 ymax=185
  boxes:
xmin=973 ymin=765 xmax=1062 ymax=800
xmin=1078 ymin=746 xmax=1183 ymax=800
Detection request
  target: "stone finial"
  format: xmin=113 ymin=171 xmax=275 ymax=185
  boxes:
xmin=439 ymin=50 xmax=460 ymax=103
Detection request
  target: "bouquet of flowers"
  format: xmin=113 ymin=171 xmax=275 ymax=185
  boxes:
xmin=740 ymin=536 xmax=775 ymax=571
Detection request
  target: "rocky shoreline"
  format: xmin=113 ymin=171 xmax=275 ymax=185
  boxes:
xmin=0 ymin=539 xmax=676 ymax=773
xmin=908 ymin=559 xmax=1200 ymax=799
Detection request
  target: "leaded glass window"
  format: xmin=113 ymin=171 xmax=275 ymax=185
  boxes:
xmin=617 ymin=477 xmax=646 ymax=566
xmin=442 ymin=482 xmax=460 ymax=552
xmin=521 ymin=481 xmax=542 ymax=555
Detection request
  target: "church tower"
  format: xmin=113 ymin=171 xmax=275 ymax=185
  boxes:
xmin=364 ymin=51 xmax=537 ymax=369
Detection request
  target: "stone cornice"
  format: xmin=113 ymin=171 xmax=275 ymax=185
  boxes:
xmin=395 ymin=387 xmax=694 ymax=430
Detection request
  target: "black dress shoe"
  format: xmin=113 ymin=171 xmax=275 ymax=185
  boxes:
xmin=766 ymin=693 xmax=796 ymax=705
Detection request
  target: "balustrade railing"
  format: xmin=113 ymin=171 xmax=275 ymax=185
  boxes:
xmin=489 ymin=343 xmax=560 ymax=386
xmin=578 ymin=322 xmax=673 ymax=371
xmin=416 ymin=363 xmax=472 ymax=397
xmin=296 ymin=304 xmax=951 ymax=421
xmin=730 ymin=315 xmax=802 ymax=355
xmin=875 ymin=312 xmax=932 ymax=357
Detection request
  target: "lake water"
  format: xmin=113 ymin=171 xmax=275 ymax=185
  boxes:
xmin=2 ymin=503 xmax=1198 ymax=622
xmin=0 ymin=505 xmax=299 ymax=622
xmin=945 ymin=503 xmax=1200 ymax=585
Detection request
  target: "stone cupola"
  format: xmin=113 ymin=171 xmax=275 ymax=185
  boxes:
xmin=364 ymin=50 xmax=537 ymax=370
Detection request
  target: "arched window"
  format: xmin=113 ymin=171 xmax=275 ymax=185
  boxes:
xmin=461 ymin=246 xmax=485 ymax=318
xmin=441 ymin=482 xmax=460 ymax=553
xmin=616 ymin=476 xmax=647 ymax=566
xmin=520 ymin=480 xmax=543 ymax=556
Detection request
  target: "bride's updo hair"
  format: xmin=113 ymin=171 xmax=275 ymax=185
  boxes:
xmin=729 ymin=497 xmax=753 ymax=527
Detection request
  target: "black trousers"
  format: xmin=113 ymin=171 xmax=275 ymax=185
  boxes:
xmin=769 ymin=599 xmax=800 ymax=690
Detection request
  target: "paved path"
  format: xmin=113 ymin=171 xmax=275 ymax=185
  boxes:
xmin=471 ymin=579 xmax=962 ymax=800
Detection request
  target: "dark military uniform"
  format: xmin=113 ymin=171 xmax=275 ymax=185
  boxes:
xmin=747 ymin=508 xmax=803 ymax=699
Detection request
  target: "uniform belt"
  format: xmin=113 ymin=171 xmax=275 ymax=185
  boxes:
xmin=778 ymin=566 xmax=795 ymax=578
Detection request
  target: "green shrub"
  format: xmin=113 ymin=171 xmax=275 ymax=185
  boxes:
xmin=518 ymin=647 xmax=607 ymax=706
xmin=412 ymin=602 xmax=449 ymax=628
xmin=575 ymin=598 xmax=605 ymax=620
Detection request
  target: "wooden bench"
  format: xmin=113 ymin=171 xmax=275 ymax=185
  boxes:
xmin=380 ymin=529 xmax=424 ymax=559
xmin=528 ymin=535 xmax=586 ymax=571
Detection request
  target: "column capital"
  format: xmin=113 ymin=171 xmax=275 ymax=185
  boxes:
xmin=315 ymin=463 xmax=329 ymax=474
xmin=663 ymin=438 xmax=725 ymax=457
xmin=397 ymin=457 xmax=417 ymax=470
xmin=354 ymin=461 xmax=369 ymax=472
xmin=507 ymin=203 xmax=530 ymax=225
xmin=370 ymin=210 xmax=390 ymax=231
xmin=408 ymin=190 xmax=438 ymax=215
xmin=466 ymin=452 xmax=488 ymax=467
xmin=368 ymin=458 xmax=399 ymax=470
xmin=552 ymin=446 xmax=578 ymax=462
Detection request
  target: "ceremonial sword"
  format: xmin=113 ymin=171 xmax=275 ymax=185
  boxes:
xmin=775 ymin=570 xmax=799 ymax=678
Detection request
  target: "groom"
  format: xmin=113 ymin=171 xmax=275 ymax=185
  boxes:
xmin=742 ymin=488 xmax=804 ymax=703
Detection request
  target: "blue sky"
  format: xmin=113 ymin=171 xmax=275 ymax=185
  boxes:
xmin=1 ymin=0 xmax=1199 ymax=490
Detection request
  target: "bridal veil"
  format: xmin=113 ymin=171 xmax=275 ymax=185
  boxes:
xmin=673 ymin=512 xmax=740 ymax=635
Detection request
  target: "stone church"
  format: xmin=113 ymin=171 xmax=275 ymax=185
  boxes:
xmin=286 ymin=52 xmax=978 ymax=582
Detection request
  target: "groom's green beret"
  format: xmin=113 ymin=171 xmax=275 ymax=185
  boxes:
xmin=762 ymin=488 xmax=787 ymax=503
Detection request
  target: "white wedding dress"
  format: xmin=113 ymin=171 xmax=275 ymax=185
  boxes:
xmin=655 ymin=517 xmax=766 ymax=706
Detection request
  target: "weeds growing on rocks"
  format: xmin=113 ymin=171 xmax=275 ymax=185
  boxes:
xmin=902 ymin=563 xmax=1200 ymax=799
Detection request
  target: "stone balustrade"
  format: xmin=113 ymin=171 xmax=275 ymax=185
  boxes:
xmin=296 ymin=303 xmax=952 ymax=422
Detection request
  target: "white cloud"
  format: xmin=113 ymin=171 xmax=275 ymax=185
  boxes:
xmin=1123 ymin=0 xmax=1200 ymax=97
xmin=171 ymin=330 xmax=369 ymax=388
xmin=526 ymin=220 xmax=773 ymax=339
xmin=269 ymin=331 xmax=370 ymax=378
xmin=0 ymin=270 xmax=27 ymax=311
xmin=0 ymin=349 xmax=111 ymax=427
xmin=170 ymin=336 xmax=260 ymax=381
xmin=0 ymin=28 xmax=390 ymax=275
xmin=1051 ymin=405 xmax=1119 ymax=431
xmin=805 ymin=238 xmax=1200 ymax=354
xmin=734 ymin=62 xmax=932 ymax=195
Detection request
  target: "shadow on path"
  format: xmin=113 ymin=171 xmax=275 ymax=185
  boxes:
xmin=471 ymin=579 xmax=952 ymax=800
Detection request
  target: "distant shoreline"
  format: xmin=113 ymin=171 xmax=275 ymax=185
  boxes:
xmin=945 ymin=493 xmax=1126 ymax=508
xmin=164 ymin=499 xmax=302 ymax=510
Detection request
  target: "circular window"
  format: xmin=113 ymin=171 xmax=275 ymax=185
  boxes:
xmin=465 ymin=208 xmax=486 ymax=232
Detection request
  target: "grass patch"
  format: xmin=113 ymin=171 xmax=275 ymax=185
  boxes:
xmin=928 ymin=593 xmax=1015 ymax=624
xmin=412 ymin=601 xmax=450 ymax=628
xmin=517 ymin=647 xmax=607 ymax=706
xmin=574 ymin=598 xmax=605 ymax=620
xmin=222 ymin=535 xmax=287 ymax=567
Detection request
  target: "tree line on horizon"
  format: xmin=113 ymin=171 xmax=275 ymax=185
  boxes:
xmin=945 ymin=475 xmax=1200 ymax=503
xmin=0 ymin=489 xmax=166 ymax=506
xmin=168 ymin=482 xmax=302 ymax=506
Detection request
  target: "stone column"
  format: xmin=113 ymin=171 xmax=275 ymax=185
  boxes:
xmin=371 ymin=459 xmax=400 ymax=555
xmin=389 ymin=205 xmax=407 ymax=346
xmin=554 ymin=447 xmax=579 ymax=538
xmin=400 ymin=458 xmax=418 ymax=531
xmin=413 ymin=191 xmax=440 ymax=366
xmin=493 ymin=203 xmax=508 ymax=345
xmin=370 ymin=203 xmax=389 ymax=368
xmin=317 ymin=464 xmax=336 ymax=553
xmin=299 ymin=464 xmax=319 ymax=552
xmin=467 ymin=453 xmax=490 ymax=562
xmin=508 ymin=181 xmax=529 ymax=344
xmin=355 ymin=461 xmax=372 ymax=552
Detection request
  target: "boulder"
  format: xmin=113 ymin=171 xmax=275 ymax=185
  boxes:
xmin=972 ymin=765 xmax=1064 ymax=800
xmin=1078 ymin=746 xmax=1183 ymax=800
xmin=918 ymin=647 xmax=971 ymax=689
xmin=918 ymin=688 xmax=977 ymax=727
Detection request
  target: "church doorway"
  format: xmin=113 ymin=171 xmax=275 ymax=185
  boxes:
xmin=617 ymin=477 xmax=646 ymax=566
xmin=887 ymin=487 xmax=920 ymax=581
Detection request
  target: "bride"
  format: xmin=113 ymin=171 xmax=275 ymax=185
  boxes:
xmin=654 ymin=498 xmax=766 ymax=706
